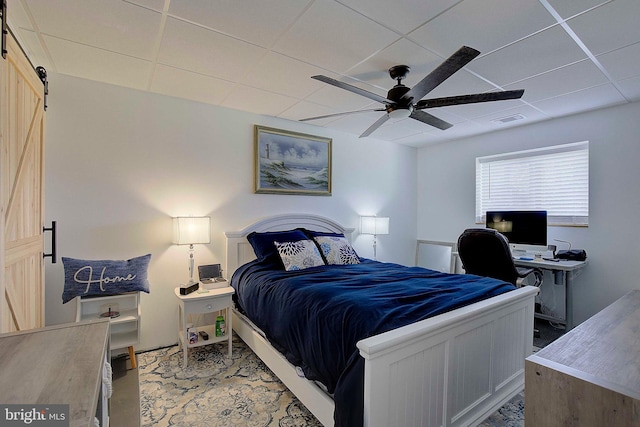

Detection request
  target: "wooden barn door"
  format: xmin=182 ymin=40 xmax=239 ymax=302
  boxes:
xmin=1 ymin=31 xmax=46 ymax=332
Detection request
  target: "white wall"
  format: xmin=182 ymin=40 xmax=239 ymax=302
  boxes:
xmin=417 ymin=101 xmax=640 ymax=325
xmin=44 ymin=73 xmax=417 ymax=351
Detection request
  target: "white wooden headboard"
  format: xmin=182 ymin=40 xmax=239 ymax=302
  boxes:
xmin=225 ymin=213 xmax=355 ymax=278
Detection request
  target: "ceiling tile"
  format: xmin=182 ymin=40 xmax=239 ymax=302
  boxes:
xmin=567 ymin=0 xmax=640 ymax=55
xmin=545 ymin=0 xmax=612 ymax=19
xmin=23 ymin=0 xmax=162 ymax=60
xmin=408 ymin=0 xmax=556 ymax=57
xmin=222 ymin=85 xmax=299 ymax=116
xmin=616 ymin=75 xmax=640 ymax=101
xmin=278 ymin=100 xmax=345 ymax=122
xmin=507 ymin=59 xmax=608 ymax=102
xmin=597 ymin=43 xmax=640 ymax=81
xmin=533 ymin=83 xmax=626 ymax=117
xmin=42 ymin=35 xmax=151 ymax=89
xmin=272 ymin=0 xmax=400 ymax=74
xmin=476 ymin=104 xmax=550 ymax=128
xmin=6 ymin=0 xmax=35 ymax=31
xmin=167 ymin=0 xmax=312 ymax=47
xmin=337 ymin=0 xmax=460 ymax=34
xmin=345 ymin=38 xmax=445 ymax=89
xmin=304 ymin=81 xmax=379 ymax=112
xmin=158 ymin=17 xmax=267 ymax=81
xmin=11 ymin=29 xmax=53 ymax=71
xmin=468 ymin=25 xmax=587 ymax=86
xmin=419 ymin=119 xmax=487 ymax=142
xmin=127 ymin=0 xmax=170 ymax=12
xmin=324 ymin=111 xmax=387 ymax=136
xmin=392 ymin=132 xmax=436 ymax=147
xmin=239 ymin=53 xmax=327 ymax=100
xmin=150 ymin=64 xmax=236 ymax=105
xmin=370 ymin=117 xmax=433 ymax=140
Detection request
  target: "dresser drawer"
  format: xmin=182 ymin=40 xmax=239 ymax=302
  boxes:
xmin=183 ymin=295 xmax=231 ymax=314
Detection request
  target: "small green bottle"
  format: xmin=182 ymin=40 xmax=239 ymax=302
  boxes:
xmin=215 ymin=315 xmax=225 ymax=337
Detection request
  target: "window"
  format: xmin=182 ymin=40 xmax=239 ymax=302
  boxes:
xmin=476 ymin=141 xmax=589 ymax=226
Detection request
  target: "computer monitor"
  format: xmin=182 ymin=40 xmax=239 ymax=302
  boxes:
xmin=485 ymin=210 xmax=548 ymax=254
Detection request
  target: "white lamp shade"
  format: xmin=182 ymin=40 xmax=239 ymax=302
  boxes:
xmin=172 ymin=217 xmax=211 ymax=245
xmin=360 ymin=216 xmax=390 ymax=235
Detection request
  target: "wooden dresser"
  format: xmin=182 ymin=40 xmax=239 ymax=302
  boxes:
xmin=0 ymin=320 xmax=111 ymax=426
xmin=525 ymin=289 xmax=640 ymax=426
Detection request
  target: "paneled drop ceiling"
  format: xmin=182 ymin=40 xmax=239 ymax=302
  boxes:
xmin=7 ymin=0 xmax=640 ymax=147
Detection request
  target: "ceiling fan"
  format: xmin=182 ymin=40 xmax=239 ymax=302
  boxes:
xmin=301 ymin=46 xmax=525 ymax=138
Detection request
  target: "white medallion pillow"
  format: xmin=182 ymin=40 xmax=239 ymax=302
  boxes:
xmin=313 ymin=236 xmax=360 ymax=265
xmin=274 ymin=239 xmax=325 ymax=271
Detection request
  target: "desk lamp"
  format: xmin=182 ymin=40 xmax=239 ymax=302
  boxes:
xmin=173 ymin=216 xmax=211 ymax=285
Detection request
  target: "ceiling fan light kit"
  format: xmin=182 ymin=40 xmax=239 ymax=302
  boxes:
xmin=302 ymin=46 xmax=525 ymax=138
xmin=388 ymin=108 xmax=412 ymax=119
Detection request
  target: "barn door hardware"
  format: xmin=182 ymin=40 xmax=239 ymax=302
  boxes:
xmin=43 ymin=221 xmax=57 ymax=263
xmin=36 ymin=66 xmax=48 ymax=110
xmin=1 ymin=0 xmax=7 ymax=59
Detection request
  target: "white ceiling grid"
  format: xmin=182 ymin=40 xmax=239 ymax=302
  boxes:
xmin=7 ymin=0 xmax=639 ymax=147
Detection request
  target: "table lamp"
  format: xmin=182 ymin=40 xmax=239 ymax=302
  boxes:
xmin=360 ymin=216 xmax=389 ymax=260
xmin=173 ymin=216 xmax=211 ymax=285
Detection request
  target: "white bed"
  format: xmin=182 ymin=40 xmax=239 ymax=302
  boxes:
xmin=225 ymin=213 xmax=538 ymax=427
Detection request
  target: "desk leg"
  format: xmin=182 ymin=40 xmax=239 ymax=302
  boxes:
xmin=566 ymin=271 xmax=574 ymax=330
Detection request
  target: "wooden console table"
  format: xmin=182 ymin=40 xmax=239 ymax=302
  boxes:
xmin=525 ymin=289 xmax=640 ymax=426
xmin=0 ymin=320 xmax=111 ymax=427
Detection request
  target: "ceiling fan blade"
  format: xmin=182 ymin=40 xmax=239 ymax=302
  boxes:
xmin=300 ymin=108 xmax=386 ymax=122
xmin=415 ymin=89 xmax=525 ymax=109
xmin=401 ymin=46 xmax=481 ymax=103
xmin=410 ymin=110 xmax=453 ymax=130
xmin=312 ymin=75 xmax=392 ymax=104
xmin=359 ymin=114 xmax=390 ymax=138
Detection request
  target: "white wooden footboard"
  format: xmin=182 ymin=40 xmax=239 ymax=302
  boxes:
xmin=358 ymin=285 xmax=538 ymax=427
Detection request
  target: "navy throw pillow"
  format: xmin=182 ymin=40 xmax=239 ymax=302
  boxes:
xmin=247 ymin=229 xmax=309 ymax=262
xmin=62 ymin=254 xmax=151 ymax=303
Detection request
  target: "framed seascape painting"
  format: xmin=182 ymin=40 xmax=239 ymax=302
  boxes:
xmin=254 ymin=125 xmax=332 ymax=196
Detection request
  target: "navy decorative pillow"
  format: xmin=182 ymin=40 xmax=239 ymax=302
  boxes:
xmin=247 ymin=229 xmax=309 ymax=261
xmin=300 ymin=229 xmax=345 ymax=239
xmin=62 ymin=254 xmax=151 ymax=304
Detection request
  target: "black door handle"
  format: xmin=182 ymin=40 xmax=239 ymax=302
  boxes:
xmin=43 ymin=221 xmax=57 ymax=263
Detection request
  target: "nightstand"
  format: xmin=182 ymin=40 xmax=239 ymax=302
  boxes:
xmin=174 ymin=286 xmax=234 ymax=368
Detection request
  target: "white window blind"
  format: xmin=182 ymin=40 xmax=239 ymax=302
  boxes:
xmin=476 ymin=141 xmax=589 ymax=226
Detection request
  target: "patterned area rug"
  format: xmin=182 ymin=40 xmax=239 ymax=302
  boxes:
xmin=139 ymin=335 xmax=524 ymax=426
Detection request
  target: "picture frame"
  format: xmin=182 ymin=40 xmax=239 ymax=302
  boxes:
xmin=254 ymin=125 xmax=332 ymax=196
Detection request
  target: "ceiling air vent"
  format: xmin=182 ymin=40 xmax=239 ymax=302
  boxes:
xmin=492 ymin=113 xmax=526 ymax=125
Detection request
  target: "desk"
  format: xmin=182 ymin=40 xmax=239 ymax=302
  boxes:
xmin=514 ymin=257 xmax=587 ymax=330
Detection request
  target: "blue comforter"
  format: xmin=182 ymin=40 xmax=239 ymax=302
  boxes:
xmin=231 ymin=258 xmax=515 ymax=427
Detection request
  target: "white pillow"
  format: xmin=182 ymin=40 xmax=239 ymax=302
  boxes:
xmin=313 ymin=236 xmax=360 ymax=265
xmin=274 ymin=239 xmax=325 ymax=271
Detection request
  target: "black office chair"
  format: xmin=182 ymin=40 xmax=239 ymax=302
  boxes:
xmin=457 ymin=228 xmax=542 ymax=288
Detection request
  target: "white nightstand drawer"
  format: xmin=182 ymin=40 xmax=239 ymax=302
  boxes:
xmin=183 ymin=296 xmax=230 ymax=314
